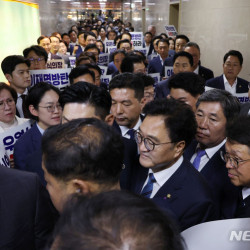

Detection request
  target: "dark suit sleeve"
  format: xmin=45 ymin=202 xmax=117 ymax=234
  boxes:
xmin=34 ymin=175 xmax=57 ymax=250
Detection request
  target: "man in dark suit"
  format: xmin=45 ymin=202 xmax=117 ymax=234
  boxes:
xmin=0 ymin=166 xmax=56 ymax=249
xmin=1 ymin=55 xmax=31 ymax=118
xmin=148 ymin=39 xmax=173 ymax=74
xmin=130 ymin=98 xmax=216 ymax=231
xmin=69 ymin=31 xmax=85 ymax=58
xmin=59 ymin=82 xmax=138 ymax=190
xmin=42 ymin=118 xmax=124 ymax=213
xmin=223 ymin=116 xmax=250 ymax=217
xmin=155 ymin=51 xmax=193 ymax=99
xmin=184 ymin=42 xmax=214 ymax=81
xmin=184 ymin=89 xmax=240 ymax=218
xmin=109 ymin=73 xmax=145 ymax=139
xmin=206 ymin=50 xmax=249 ymax=94
xmin=143 ymin=31 xmax=154 ymax=58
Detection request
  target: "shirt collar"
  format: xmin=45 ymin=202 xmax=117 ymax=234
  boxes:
xmin=223 ymin=74 xmax=237 ymax=87
xmin=119 ymin=116 xmax=142 ymax=137
xmin=197 ymin=139 xmax=226 ymax=159
xmin=17 ymin=88 xmax=28 ymax=97
xmin=149 ymin=156 xmax=183 ymax=187
xmin=193 ymin=65 xmax=199 ymax=74
xmin=36 ymin=122 xmax=45 ymax=135
xmin=242 ymin=187 xmax=250 ymax=200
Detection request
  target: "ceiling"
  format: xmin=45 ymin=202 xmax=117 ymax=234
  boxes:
xmin=48 ymin=0 xmax=123 ymax=10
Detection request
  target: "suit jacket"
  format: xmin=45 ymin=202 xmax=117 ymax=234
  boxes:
xmin=199 ymin=65 xmax=214 ymax=81
xmin=50 ymin=53 xmax=62 ymax=60
xmin=206 ymin=74 xmax=249 ymax=93
xmin=69 ymin=44 xmax=83 ymax=58
xmin=161 ymin=56 xmax=174 ymax=77
xmin=148 ymin=55 xmax=163 ymax=74
xmin=240 ymin=102 xmax=250 ymax=115
xmin=184 ymin=140 xmax=239 ymax=218
xmin=130 ymin=158 xmax=216 ymax=231
xmin=143 ymin=43 xmax=154 ymax=58
xmin=155 ymin=78 xmax=170 ymax=99
xmin=0 ymin=166 xmax=56 ymax=250
xmin=14 ymin=123 xmax=42 ymax=171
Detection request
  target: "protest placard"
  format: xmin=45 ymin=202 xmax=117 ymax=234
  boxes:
xmin=30 ymin=68 xmax=72 ymax=91
xmin=0 ymin=120 xmax=32 ymax=167
xmin=46 ymin=59 xmax=65 ymax=69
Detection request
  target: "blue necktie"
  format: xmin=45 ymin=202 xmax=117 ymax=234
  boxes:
xmin=140 ymin=173 xmax=156 ymax=198
xmin=193 ymin=149 xmax=206 ymax=170
xmin=127 ymin=129 xmax=135 ymax=140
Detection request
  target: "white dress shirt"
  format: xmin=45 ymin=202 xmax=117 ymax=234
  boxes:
xmin=141 ymin=156 xmax=184 ymax=198
xmin=190 ymin=139 xmax=226 ymax=171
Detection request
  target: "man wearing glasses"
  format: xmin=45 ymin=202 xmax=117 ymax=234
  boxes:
xmin=222 ymin=116 xmax=250 ymax=217
xmin=184 ymin=89 xmax=240 ymax=218
xmin=23 ymin=45 xmax=48 ymax=70
xmin=131 ymin=98 xmax=216 ymax=231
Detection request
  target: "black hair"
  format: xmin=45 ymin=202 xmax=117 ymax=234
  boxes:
xmin=52 ymin=190 xmax=184 ymax=250
xmin=23 ymin=45 xmax=48 ymax=63
xmin=77 ymin=31 xmax=86 ymax=38
xmin=223 ymin=50 xmax=243 ymax=66
xmin=196 ymin=89 xmax=240 ymax=126
xmin=110 ymin=49 xmax=126 ymax=62
xmin=84 ymin=44 xmax=100 ymax=54
xmin=184 ymin=42 xmax=200 ymax=52
xmin=173 ymin=51 xmax=194 ymax=67
xmin=85 ymin=63 xmax=102 ymax=76
xmin=144 ymin=31 xmax=153 ymax=36
xmin=175 ymin=34 xmax=190 ymax=43
xmin=1 ymin=55 xmax=30 ymax=75
xmin=156 ymin=38 xmax=170 ymax=47
xmin=61 ymin=33 xmax=70 ymax=39
xmin=137 ymin=73 xmax=155 ymax=88
xmin=168 ymin=72 xmax=205 ymax=97
xmin=84 ymin=31 xmax=97 ymax=40
xmin=69 ymin=66 xmax=95 ymax=85
xmin=143 ymin=98 xmax=197 ymax=149
xmin=120 ymin=54 xmax=144 ymax=73
xmin=59 ymin=81 xmax=111 ymax=120
xmin=77 ymin=52 xmax=97 ymax=64
xmin=227 ymin=116 xmax=250 ymax=148
xmin=121 ymin=31 xmax=132 ymax=40
xmin=109 ymin=72 xmax=144 ymax=101
xmin=117 ymin=39 xmax=132 ymax=49
xmin=42 ymin=118 xmax=124 ymax=186
xmin=26 ymin=82 xmax=60 ymax=120
xmin=96 ymin=40 xmax=105 ymax=52
xmin=0 ymin=82 xmax=18 ymax=103
xmin=37 ymin=35 xmax=50 ymax=45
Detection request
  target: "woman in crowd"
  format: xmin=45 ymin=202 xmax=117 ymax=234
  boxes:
xmin=0 ymin=83 xmax=29 ymax=132
xmin=14 ymin=82 xmax=62 ymax=175
xmin=96 ymin=40 xmax=105 ymax=53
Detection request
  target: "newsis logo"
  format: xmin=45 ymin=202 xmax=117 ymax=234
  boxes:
xmin=229 ymin=231 xmax=250 ymax=241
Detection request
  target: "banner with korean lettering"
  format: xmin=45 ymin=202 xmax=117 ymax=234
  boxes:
xmin=131 ymin=32 xmax=143 ymax=49
xmin=105 ymin=40 xmax=115 ymax=53
xmin=164 ymin=25 xmax=178 ymax=38
xmin=149 ymin=73 xmax=161 ymax=83
xmin=0 ymin=120 xmax=32 ymax=168
xmin=98 ymin=53 xmax=109 ymax=66
xmin=101 ymin=75 xmax=112 ymax=86
xmin=205 ymin=86 xmax=249 ymax=103
xmin=165 ymin=66 xmax=174 ymax=79
xmin=46 ymin=59 xmax=65 ymax=69
xmin=30 ymin=68 xmax=71 ymax=91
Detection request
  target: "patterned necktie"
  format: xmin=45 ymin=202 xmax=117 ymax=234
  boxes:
xmin=127 ymin=129 xmax=135 ymax=140
xmin=21 ymin=94 xmax=29 ymax=118
xmin=140 ymin=173 xmax=156 ymax=198
xmin=193 ymin=149 xmax=206 ymax=170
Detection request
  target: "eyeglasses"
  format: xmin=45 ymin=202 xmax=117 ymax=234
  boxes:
xmin=134 ymin=130 xmax=174 ymax=151
xmin=220 ymin=151 xmax=250 ymax=169
xmin=28 ymin=57 xmax=45 ymax=64
xmin=38 ymin=104 xmax=62 ymax=113
xmin=0 ymin=98 xmax=15 ymax=110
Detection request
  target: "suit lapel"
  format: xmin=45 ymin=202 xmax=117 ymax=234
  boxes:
xmin=154 ymin=161 xmax=187 ymax=202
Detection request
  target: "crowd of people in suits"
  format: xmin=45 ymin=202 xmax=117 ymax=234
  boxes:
xmin=0 ymin=17 xmax=250 ymax=249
